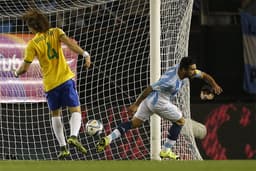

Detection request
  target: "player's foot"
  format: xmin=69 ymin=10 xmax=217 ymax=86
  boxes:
xmin=96 ymin=136 xmax=110 ymax=152
xmin=160 ymin=149 xmax=180 ymax=160
xmin=57 ymin=146 xmax=70 ymax=159
xmin=67 ymin=136 xmax=87 ymax=155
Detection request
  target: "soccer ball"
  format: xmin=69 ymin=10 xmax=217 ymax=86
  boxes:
xmin=85 ymin=119 xmax=103 ymax=136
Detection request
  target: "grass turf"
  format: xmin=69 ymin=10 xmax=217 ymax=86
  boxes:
xmin=0 ymin=160 xmax=255 ymax=171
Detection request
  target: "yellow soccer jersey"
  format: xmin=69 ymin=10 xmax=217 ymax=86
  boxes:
xmin=24 ymin=28 xmax=75 ymax=92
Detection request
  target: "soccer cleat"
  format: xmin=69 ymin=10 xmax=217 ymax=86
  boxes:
xmin=67 ymin=136 xmax=87 ymax=155
xmin=58 ymin=146 xmax=70 ymax=159
xmin=96 ymin=136 xmax=110 ymax=152
xmin=160 ymin=149 xmax=180 ymax=160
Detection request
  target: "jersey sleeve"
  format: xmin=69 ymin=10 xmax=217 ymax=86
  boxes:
xmin=24 ymin=41 xmax=36 ymax=63
xmin=55 ymin=28 xmax=66 ymax=39
xmin=192 ymin=69 xmax=203 ymax=79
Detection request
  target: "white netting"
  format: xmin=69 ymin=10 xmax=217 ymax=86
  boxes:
xmin=0 ymin=0 xmax=201 ymax=160
xmin=160 ymin=0 xmax=202 ymax=160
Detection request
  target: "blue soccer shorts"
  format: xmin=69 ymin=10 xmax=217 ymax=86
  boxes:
xmin=45 ymin=79 xmax=80 ymax=111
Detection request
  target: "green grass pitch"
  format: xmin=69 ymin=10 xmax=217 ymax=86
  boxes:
xmin=0 ymin=160 xmax=255 ymax=171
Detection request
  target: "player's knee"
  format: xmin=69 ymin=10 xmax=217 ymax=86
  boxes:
xmin=51 ymin=109 xmax=61 ymax=117
xmin=131 ymin=117 xmax=144 ymax=128
xmin=68 ymin=106 xmax=81 ymax=113
xmin=117 ymin=117 xmax=143 ymax=135
xmin=175 ymin=117 xmax=185 ymax=126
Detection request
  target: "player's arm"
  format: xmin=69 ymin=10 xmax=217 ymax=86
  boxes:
xmin=201 ymin=72 xmax=223 ymax=95
xmin=59 ymin=34 xmax=91 ymax=68
xmin=128 ymin=86 xmax=153 ymax=115
xmin=14 ymin=43 xmax=34 ymax=78
xmin=134 ymin=86 xmax=153 ymax=106
xmin=14 ymin=61 xmax=31 ymax=77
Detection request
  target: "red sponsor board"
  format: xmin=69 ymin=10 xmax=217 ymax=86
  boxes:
xmin=0 ymin=34 xmax=77 ymax=103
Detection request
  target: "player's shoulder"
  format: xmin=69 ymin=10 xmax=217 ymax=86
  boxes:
xmin=193 ymin=69 xmax=204 ymax=79
xmin=53 ymin=27 xmax=66 ymax=37
xmin=160 ymin=65 xmax=179 ymax=81
xmin=165 ymin=64 xmax=178 ymax=72
xmin=47 ymin=27 xmax=59 ymax=30
xmin=50 ymin=27 xmax=63 ymax=31
xmin=195 ymin=69 xmax=202 ymax=75
xmin=27 ymin=37 xmax=36 ymax=48
xmin=160 ymin=65 xmax=175 ymax=76
xmin=46 ymin=27 xmax=64 ymax=34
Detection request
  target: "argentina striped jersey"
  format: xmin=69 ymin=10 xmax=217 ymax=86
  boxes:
xmin=150 ymin=64 xmax=202 ymax=103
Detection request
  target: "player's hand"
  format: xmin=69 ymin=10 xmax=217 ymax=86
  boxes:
xmin=12 ymin=70 xmax=19 ymax=78
xmin=213 ymin=85 xmax=223 ymax=95
xmin=84 ymin=56 xmax=91 ymax=69
xmin=127 ymin=104 xmax=138 ymax=116
xmin=200 ymin=91 xmax=215 ymax=100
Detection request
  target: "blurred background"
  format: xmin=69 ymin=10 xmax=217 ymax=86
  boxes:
xmin=190 ymin=0 xmax=248 ymax=101
xmin=189 ymin=0 xmax=256 ymax=159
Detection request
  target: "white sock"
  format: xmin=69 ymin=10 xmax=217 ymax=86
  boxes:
xmin=162 ymin=138 xmax=176 ymax=152
xmin=52 ymin=116 xmax=66 ymax=146
xmin=69 ymin=112 xmax=82 ymax=137
xmin=107 ymin=129 xmax=121 ymax=143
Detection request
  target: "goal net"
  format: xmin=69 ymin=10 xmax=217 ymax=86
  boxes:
xmin=0 ymin=0 xmax=201 ymax=160
xmin=160 ymin=0 xmax=202 ymax=160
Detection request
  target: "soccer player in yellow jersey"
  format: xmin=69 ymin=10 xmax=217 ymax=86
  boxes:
xmin=14 ymin=10 xmax=91 ymax=159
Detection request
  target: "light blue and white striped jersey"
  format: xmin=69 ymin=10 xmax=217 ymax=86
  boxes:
xmin=150 ymin=64 xmax=202 ymax=102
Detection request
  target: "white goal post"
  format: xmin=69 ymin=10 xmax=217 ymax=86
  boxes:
xmin=150 ymin=0 xmax=161 ymax=160
xmin=0 ymin=0 xmax=202 ymax=160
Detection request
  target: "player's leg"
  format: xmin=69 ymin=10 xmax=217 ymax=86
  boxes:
xmin=46 ymin=87 xmax=71 ymax=159
xmin=46 ymin=86 xmax=70 ymax=159
xmin=156 ymin=102 xmax=184 ymax=160
xmin=97 ymin=99 xmax=151 ymax=152
xmin=160 ymin=118 xmax=184 ymax=160
xmin=51 ymin=109 xmax=71 ymax=159
xmin=68 ymin=106 xmax=81 ymax=138
xmin=64 ymin=80 xmax=87 ymax=155
xmin=97 ymin=117 xmax=144 ymax=152
xmin=67 ymin=106 xmax=87 ymax=155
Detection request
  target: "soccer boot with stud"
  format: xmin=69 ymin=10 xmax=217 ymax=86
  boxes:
xmin=67 ymin=136 xmax=87 ymax=155
xmin=96 ymin=136 xmax=110 ymax=152
xmin=160 ymin=149 xmax=180 ymax=160
xmin=57 ymin=146 xmax=70 ymax=159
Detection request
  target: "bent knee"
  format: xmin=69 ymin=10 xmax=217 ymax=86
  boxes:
xmin=131 ymin=117 xmax=144 ymax=128
xmin=175 ymin=117 xmax=185 ymax=126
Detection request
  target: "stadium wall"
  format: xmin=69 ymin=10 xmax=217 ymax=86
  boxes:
xmin=191 ymin=102 xmax=256 ymax=160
